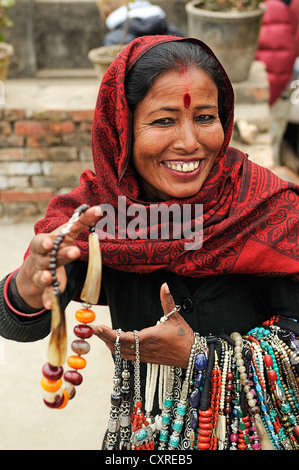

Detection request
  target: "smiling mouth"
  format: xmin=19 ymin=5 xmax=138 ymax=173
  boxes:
xmin=163 ymin=160 xmax=201 ymax=173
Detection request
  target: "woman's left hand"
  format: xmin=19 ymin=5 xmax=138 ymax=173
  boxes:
xmin=92 ymin=283 xmax=195 ymax=369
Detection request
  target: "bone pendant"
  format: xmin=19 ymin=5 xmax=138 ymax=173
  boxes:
xmin=81 ymin=232 xmax=102 ymax=305
xmin=216 ymin=413 xmax=226 ymax=449
xmin=254 ymin=413 xmax=275 ymax=450
xmin=47 ymin=290 xmax=67 ymax=367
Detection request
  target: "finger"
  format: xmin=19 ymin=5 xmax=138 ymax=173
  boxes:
xmin=32 ymin=264 xmax=67 ymax=294
xmin=91 ymin=324 xmax=113 ymax=342
xmin=30 ymin=233 xmax=55 ymax=257
xmin=57 ymin=206 xmax=102 ymax=244
xmin=160 ymin=282 xmax=176 ymax=317
xmin=42 ymin=286 xmax=54 ymax=310
xmin=54 ymin=245 xmax=81 ymax=266
xmin=31 ymin=206 xmax=102 ymax=257
xmin=92 ymin=325 xmax=135 ymax=349
xmin=32 ymin=246 xmax=80 ymax=275
xmin=32 ymin=269 xmax=53 ymax=289
xmin=29 ymin=208 xmax=100 ymax=280
xmin=92 ymin=325 xmax=137 ymax=360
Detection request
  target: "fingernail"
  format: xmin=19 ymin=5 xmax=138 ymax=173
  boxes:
xmin=95 ymin=205 xmax=103 ymax=217
xmin=164 ymin=282 xmax=170 ymax=293
xmin=68 ymin=246 xmax=79 ymax=259
xmin=42 ymin=237 xmax=52 ymax=251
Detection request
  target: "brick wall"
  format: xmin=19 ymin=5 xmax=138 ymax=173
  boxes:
xmin=0 ymin=109 xmax=94 ymax=222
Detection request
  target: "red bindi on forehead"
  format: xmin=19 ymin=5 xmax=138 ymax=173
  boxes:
xmin=180 ymin=68 xmax=191 ymax=108
xmin=184 ymin=93 xmax=191 ymax=108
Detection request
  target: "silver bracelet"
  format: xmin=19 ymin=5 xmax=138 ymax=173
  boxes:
xmin=133 ymin=330 xmax=142 ymax=403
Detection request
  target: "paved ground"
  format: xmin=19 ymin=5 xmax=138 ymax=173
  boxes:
xmin=0 ymin=219 xmax=114 ymax=450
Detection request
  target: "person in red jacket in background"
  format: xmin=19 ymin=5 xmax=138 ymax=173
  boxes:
xmin=256 ymin=0 xmax=299 ymax=166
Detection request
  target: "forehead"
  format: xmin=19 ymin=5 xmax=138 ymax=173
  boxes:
xmin=145 ymin=68 xmax=218 ymax=104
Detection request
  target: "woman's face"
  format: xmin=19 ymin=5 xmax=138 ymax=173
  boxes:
xmin=132 ymin=67 xmax=224 ymax=201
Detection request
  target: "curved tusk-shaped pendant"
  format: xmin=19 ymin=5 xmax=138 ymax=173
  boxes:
xmin=253 ymin=413 xmax=275 ymax=450
xmin=47 ymin=289 xmax=67 ymax=367
xmin=80 ymin=230 xmax=102 ymax=305
xmin=215 ymin=413 xmax=226 ymax=449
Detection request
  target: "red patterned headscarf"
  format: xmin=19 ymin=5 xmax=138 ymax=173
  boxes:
xmin=33 ymin=35 xmax=299 ymax=279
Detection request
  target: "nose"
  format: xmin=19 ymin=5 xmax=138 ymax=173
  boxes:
xmin=173 ymin=121 xmax=199 ymax=154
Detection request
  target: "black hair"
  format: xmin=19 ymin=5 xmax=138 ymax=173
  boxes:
xmin=125 ymin=40 xmax=229 ymax=126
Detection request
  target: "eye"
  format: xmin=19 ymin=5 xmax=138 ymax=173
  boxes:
xmin=152 ymin=117 xmax=175 ymax=126
xmin=195 ymin=114 xmax=216 ymax=123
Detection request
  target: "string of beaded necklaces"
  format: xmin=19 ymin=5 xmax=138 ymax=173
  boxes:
xmin=42 ymin=205 xmax=299 ymax=450
xmin=41 ymin=204 xmax=101 ymax=409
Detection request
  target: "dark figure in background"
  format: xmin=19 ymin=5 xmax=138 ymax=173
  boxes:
xmin=97 ymin=0 xmax=183 ymax=46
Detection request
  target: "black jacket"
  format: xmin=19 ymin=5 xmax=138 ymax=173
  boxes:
xmin=1 ymin=260 xmax=299 ymax=343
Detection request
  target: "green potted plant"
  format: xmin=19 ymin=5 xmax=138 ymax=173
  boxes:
xmin=0 ymin=0 xmax=15 ymax=82
xmin=185 ymin=0 xmax=265 ymax=82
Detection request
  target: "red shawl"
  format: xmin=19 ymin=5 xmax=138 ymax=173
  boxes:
xmin=33 ymin=35 xmax=299 ymax=279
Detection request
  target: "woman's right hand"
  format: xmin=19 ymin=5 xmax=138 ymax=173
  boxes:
xmin=15 ymin=206 xmax=101 ymax=310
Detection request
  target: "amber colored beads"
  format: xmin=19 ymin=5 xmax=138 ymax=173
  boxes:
xmin=75 ymin=308 xmax=96 ymax=324
xmin=67 ymin=355 xmax=87 ymax=370
xmin=41 ymin=305 xmax=95 ymax=409
xmin=41 ymin=366 xmax=66 ymax=408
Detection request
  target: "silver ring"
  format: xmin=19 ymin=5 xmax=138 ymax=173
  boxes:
xmin=115 ymin=328 xmax=122 ymax=343
xmin=160 ymin=304 xmax=181 ymax=323
xmin=165 ymin=304 xmax=181 ymax=319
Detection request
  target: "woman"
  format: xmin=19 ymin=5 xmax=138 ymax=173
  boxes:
xmin=1 ymin=36 xmax=299 ymax=449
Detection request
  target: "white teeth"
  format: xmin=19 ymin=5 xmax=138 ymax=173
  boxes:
xmin=165 ymin=160 xmax=200 ymax=173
